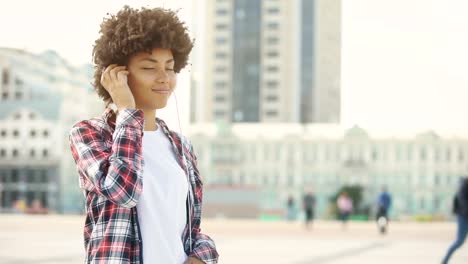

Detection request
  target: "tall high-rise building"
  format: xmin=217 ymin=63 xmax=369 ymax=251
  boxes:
xmin=190 ymin=0 xmax=341 ymax=124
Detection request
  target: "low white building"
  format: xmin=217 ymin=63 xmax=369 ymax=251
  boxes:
xmin=0 ymin=48 xmax=102 ymax=213
xmin=188 ymin=122 xmax=468 ymax=219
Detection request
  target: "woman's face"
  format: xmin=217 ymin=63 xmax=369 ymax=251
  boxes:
xmin=126 ymin=48 xmax=177 ymax=110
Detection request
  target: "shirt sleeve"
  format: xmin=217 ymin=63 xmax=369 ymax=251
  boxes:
xmin=190 ymin=232 xmax=219 ymax=264
xmin=69 ymin=109 xmax=145 ymax=208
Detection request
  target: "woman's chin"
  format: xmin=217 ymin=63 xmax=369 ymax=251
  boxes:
xmin=153 ymin=100 xmax=169 ymax=109
xmin=138 ymin=98 xmax=169 ymax=110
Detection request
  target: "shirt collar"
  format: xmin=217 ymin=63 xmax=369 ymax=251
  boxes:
xmin=101 ymin=107 xmax=173 ymax=140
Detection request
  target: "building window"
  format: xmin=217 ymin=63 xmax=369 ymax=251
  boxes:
xmin=420 ymin=147 xmax=426 ymax=161
xmin=214 ymin=110 xmax=225 ymax=118
xmin=267 ymin=37 xmax=279 ymax=44
xmin=266 ymin=95 xmax=278 ymax=102
xmin=262 ymin=175 xmax=268 ymax=185
xmin=2 ymin=69 xmax=9 ymax=85
xmin=43 ymin=130 xmax=49 ymax=137
xmin=215 ymin=52 xmax=227 ymax=59
xmin=29 ymin=112 xmax=36 ymax=119
xmin=434 ymin=173 xmax=440 ymax=185
xmin=41 ymin=192 xmax=48 ymax=208
xmin=434 ymin=148 xmax=440 ymax=162
xmin=13 ymin=113 xmax=21 ymax=120
xmin=15 ymin=91 xmax=22 ymax=100
xmin=433 ymin=196 xmax=440 ymax=210
xmin=372 ymin=148 xmax=378 ymax=161
xmin=266 ymin=66 xmax=279 ymax=72
xmin=0 ymin=130 xmax=5 ymax=137
xmin=43 ymin=149 xmax=49 ymax=157
xmin=265 ymin=110 xmax=278 ymax=117
xmin=235 ymin=9 xmax=246 ymax=20
xmin=12 ymin=169 xmax=19 ymax=182
xmin=446 ymin=149 xmax=451 ymax=162
xmin=215 ymin=66 xmax=227 ymax=73
xmin=1 ymin=92 xmax=7 ymax=100
xmin=40 ymin=170 xmax=48 ymax=183
xmin=407 ymin=145 xmax=413 ymax=161
xmin=216 ymin=8 xmax=228 ymax=16
xmin=12 ymin=149 xmax=18 ymax=157
xmin=395 ymin=145 xmax=401 ymax=161
xmin=30 ymin=149 xmax=35 ymax=157
xmin=266 ymin=80 xmax=278 ymax=88
xmin=287 ymin=174 xmax=293 ymax=187
xmin=266 ymin=22 xmax=279 ymax=30
xmin=266 ymin=51 xmax=279 ymax=58
xmin=215 ymin=81 xmax=227 ymax=89
xmin=30 ymin=130 xmax=36 ymax=137
xmin=214 ymin=95 xmax=226 ymax=102
xmin=215 ymin=37 xmax=227 ymax=44
xmin=215 ymin=23 xmax=228 ymax=30
xmin=266 ymin=7 xmax=280 ymax=14
xmin=15 ymin=78 xmax=23 ymax=86
xmin=0 ymin=149 xmax=5 ymax=157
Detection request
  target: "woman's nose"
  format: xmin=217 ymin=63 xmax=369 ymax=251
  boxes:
xmin=155 ymin=70 xmax=169 ymax=83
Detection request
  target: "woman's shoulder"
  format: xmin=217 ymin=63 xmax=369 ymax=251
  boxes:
xmin=157 ymin=118 xmax=194 ymax=150
xmin=69 ymin=115 xmax=110 ymax=139
xmin=170 ymin=130 xmax=194 ymax=151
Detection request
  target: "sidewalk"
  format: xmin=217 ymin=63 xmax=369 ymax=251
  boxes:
xmin=0 ymin=215 xmax=466 ymax=263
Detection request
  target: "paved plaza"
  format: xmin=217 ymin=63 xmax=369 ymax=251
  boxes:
xmin=0 ymin=214 xmax=467 ymax=263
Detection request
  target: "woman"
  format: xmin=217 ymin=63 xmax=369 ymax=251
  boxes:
xmin=337 ymin=192 xmax=353 ymax=230
xmin=69 ymin=6 xmax=218 ymax=264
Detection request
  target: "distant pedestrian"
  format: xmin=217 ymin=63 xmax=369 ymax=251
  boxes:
xmin=376 ymin=186 xmax=392 ymax=234
xmin=286 ymin=195 xmax=296 ymax=221
xmin=337 ymin=192 xmax=353 ymax=229
xmin=442 ymin=177 xmax=468 ymax=264
xmin=303 ymin=191 xmax=316 ymax=229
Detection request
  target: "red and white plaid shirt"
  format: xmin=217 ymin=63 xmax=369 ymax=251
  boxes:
xmin=69 ymin=107 xmax=219 ymax=263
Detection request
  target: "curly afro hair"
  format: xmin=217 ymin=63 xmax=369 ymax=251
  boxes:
xmin=92 ymin=5 xmax=194 ymax=105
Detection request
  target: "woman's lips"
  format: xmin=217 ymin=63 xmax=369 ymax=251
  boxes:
xmin=151 ymin=89 xmax=170 ymax=94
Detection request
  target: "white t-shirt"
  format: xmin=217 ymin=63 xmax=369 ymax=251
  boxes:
xmin=137 ymin=127 xmax=189 ymax=264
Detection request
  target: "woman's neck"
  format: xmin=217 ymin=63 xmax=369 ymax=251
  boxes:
xmin=143 ymin=109 xmax=158 ymax=131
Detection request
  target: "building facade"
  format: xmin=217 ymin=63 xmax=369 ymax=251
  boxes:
xmin=0 ymin=48 xmax=102 ymax=213
xmin=188 ymin=123 xmax=467 ymax=219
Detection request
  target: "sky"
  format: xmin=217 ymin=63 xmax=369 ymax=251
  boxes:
xmin=1 ymin=0 xmax=467 ymax=135
xmin=341 ymin=0 xmax=468 ymax=135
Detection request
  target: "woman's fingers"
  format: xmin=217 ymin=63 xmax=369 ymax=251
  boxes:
xmin=109 ymin=66 xmax=127 ymax=81
xmin=100 ymin=64 xmax=117 ymax=89
xmin=100 ymin=64 xmax=127 ymax=92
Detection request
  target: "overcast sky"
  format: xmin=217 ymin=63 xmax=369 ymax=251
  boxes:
xmin=1 ymin=0 xmax=467 ymax=135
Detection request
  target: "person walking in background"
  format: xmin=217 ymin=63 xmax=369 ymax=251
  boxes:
xmin=286 ymin=195 xmax=296 ymax=221
xmin=337 ymin=192 xmax=353 ymax=230
xmin=442 ymin=177 xmax=468 ymax=264
xmin=303 ymin=191 xmax=316 ymax=230
xmin=376 ymin=186 xmax=392 ymax=234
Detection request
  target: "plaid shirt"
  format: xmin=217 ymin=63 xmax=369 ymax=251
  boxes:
xmin=69 ymin=108 xmax=219 ymax=263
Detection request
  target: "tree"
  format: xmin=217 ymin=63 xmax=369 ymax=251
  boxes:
xmin=329 ymin=185 xmax=367 ymax=218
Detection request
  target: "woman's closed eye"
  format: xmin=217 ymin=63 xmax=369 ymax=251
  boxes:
xmin=142 ymin=67 xmax=174 ymax=71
